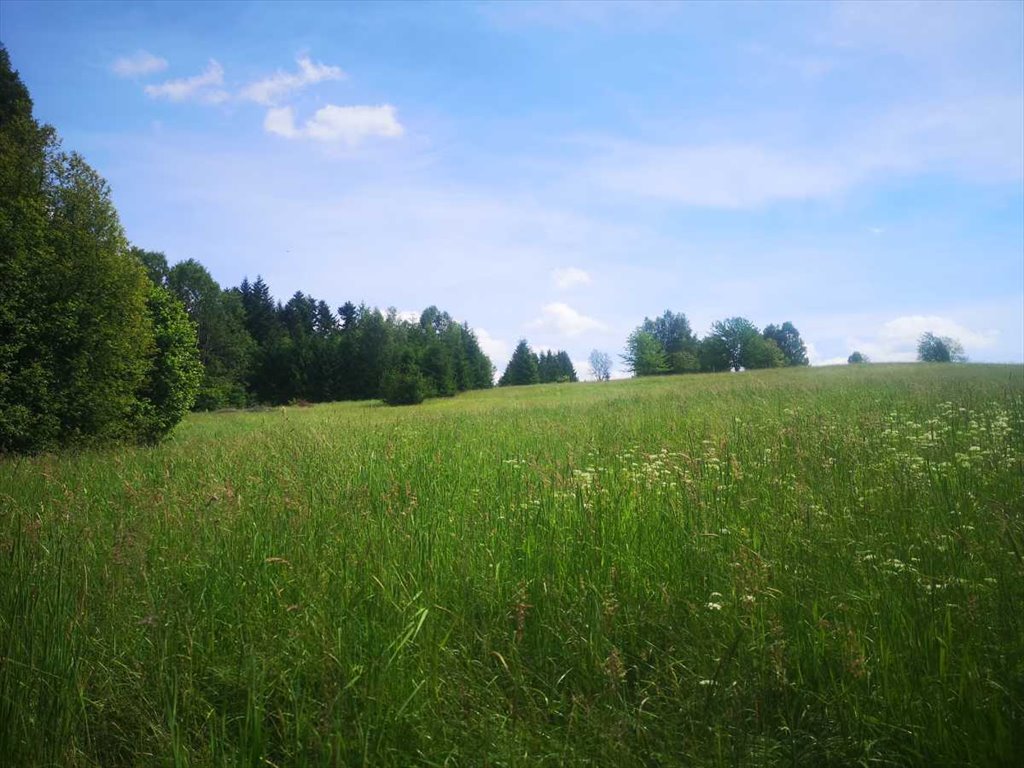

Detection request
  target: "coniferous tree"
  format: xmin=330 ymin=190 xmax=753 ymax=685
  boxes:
xmin=499 ymin=340 xmax=540 ymax=386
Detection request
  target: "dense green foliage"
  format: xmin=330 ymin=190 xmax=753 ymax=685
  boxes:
xmin=2 ymin=364 xmax=1022 ymax=765
xmin=232 ymin=292 xmax=494 ymax=406
xmin=498 ymin=339 xmax=541 ymax=386
xmin=133 ymin=284 xmax=203 ymax=444
xmin=622 ymin=328 xmax=668 ymax=375
xmin=0 ymin=48 xmax=198 ymax=452
xmin=918 ymin=332 xmax=968 ymax=363
xmin=702 ymin=317 xmax=785 ymax=372
xmin=167 ymin=259 xmax=254 ymax=410
xmin=642 ymin=310 xmax=700 ymax=373
xmin=624 ymin=311 xmax=805 ymax=377
xmin=537 ymin=349 xmax=578 ymax=383
xmin=848 ymin=351 xmax=869 ymax=364
xmin=762 ymin=321 xmax=809 ymax=366
xmin=500 ymin=342 xmax=576 ymax=386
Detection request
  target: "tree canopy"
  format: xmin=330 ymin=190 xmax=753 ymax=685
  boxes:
xmin=1 ymin=48 xmax=203 ymax=452
xmin=763 ymin=322 xmax=809 ymax=366
xmin=622 ymin=314 xmax=806 ymax=376
xmin=499 ymin=340 xmax=541 ymax=386
xmin=917 ymin=333 xmax=967 ymax=363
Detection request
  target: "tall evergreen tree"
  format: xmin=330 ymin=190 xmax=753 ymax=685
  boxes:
xmin=499 ymin=340 xmax=540 ymax=386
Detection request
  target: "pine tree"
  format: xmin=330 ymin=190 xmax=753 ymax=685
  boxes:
xmin=499 ymin=340 xmax=540 ymax=386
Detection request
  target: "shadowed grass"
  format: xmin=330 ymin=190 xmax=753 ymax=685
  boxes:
xmin=2 ymin=364 xmax=1022 ymax=766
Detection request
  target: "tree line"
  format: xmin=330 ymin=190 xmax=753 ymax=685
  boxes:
xmin=0 ymin=47 xmax=975 ymax=452
xmin=616 ymin=311 xmax=809 ymax=377
xmin=498 ymin=342 xmax=578 ymax=386
xmin=140 ymin=254 xmax=494 ymax=409
xmin=0 ymin=48 xmax=493 ymax=453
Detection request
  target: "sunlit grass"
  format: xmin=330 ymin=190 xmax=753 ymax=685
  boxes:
xmin=2 ymin=364 xmax=1022 ymax=766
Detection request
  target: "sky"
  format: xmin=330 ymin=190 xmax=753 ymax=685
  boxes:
xmin=3 ymin=0 xmax=1022 ymax=376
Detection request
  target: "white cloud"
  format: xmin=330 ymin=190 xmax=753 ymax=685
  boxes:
xmin=827 ymin=0 xmax=1006 ymax=61
xmin=112 ymin=50 xmax=168 ymax=78
xmin=144 ymin=60 xmax=228 ymax=103
xmin=264 ymin=107 xmax=298 ymax=137
xmin=474 ymin=328 xmax=511 ymax=363
xmin=877 ymin=315 xmax=997 ymax=350
xmin=395 ymin=310 xmax=420 ymax=324
xmin=239 ymin=56 xmax=345 ymax=105
xmin=811 ymin=314 xmax=1000 ymax=364
xmin=265 ymin=104 xmax=403 ymax=145
xmin=552 ymin=267 xmax=592 ymax=290
xmin=529 ymin=302 xmax=607 ymax=337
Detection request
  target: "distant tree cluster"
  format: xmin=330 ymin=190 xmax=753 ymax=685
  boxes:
xmin=498 ymin=341 xmax=577 ymax=386
xmin=622 ymin=312 xmax=809 ymax=376
xmin=846 ymin=332 xmax=968 ymax=365
xmin=143 ymin=262 xmax=494 ymax=409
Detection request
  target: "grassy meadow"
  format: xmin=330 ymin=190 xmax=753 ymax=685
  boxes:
xmin=2 ymin=363 xmax=1023 ymax=766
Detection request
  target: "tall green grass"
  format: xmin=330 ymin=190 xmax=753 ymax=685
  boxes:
xmin=2 ymin=364 xmax=1022 ymax=766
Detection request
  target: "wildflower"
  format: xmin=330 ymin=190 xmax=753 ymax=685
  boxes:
xmin=706 ymin=602 xmax=723 ymax=611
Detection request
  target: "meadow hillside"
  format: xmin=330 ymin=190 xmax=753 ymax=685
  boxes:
xmin=2 ymin=364 xmax=1022 ymax=766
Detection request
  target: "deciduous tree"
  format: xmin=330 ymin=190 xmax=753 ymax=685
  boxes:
xmin=763 ymin=322 xmax=809 ymax=366
xmin=588 ymin=350 xmax=612 ymax=381
xmin=917 ymin=332 xmax=966 ymax=363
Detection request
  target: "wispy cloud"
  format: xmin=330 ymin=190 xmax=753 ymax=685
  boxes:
xmin=144 ymin=60 xmax=227 ymax=103
xmin=529 ymin=302 xmax=607 ymax=337
xmin=592 ymin=143 xmax=846 ymax=208
xmin=552 ymin=267 xmax=591 ymax=290
xmin=875 ymin=315 xmax=997 ymax=352
xmin=808 ymin=313 xmax=1000 ymax=365
xmin=589 ymin=93 xmax=1023 ymax=208
xmin=264 ymin=104 xmax=403 ymax=144
xmin=239 ymin=56 xmax=345 ymax=105
xmin=112 ymin=50 xmax=168 ymax=78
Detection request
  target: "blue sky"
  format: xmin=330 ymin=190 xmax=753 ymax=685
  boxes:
xmin=3 ymin=0 xmax=1022 ymax=375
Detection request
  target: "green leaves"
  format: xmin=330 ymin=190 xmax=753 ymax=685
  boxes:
xmin=918 ymin=332 xmax=968 ymax=363
xmin=1 ymin=47 xmax=197 ymax=452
